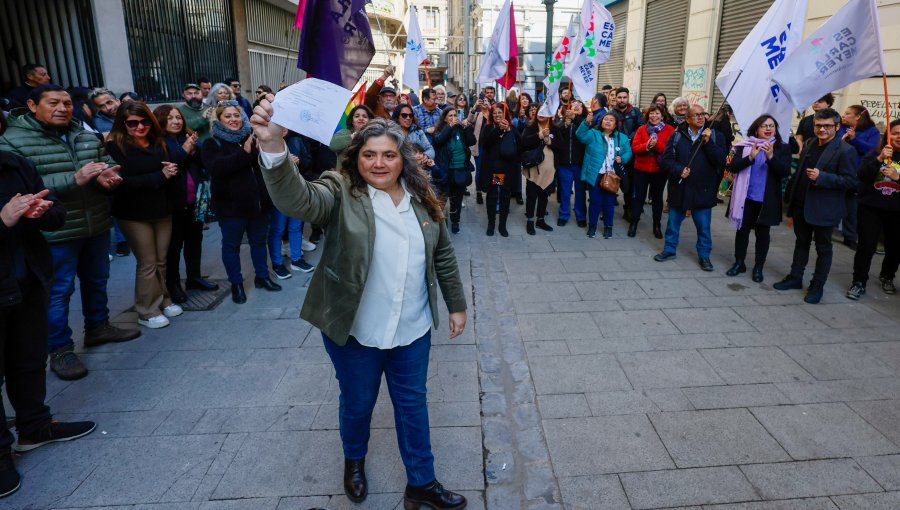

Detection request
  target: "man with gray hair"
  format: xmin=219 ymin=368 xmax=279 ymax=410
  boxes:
xmin=88 ymin=88 xmax=119 ymax=135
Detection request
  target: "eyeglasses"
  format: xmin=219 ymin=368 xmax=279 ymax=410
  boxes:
xmin=124 ymin=119 xmax=152 ymax=128
xmin=814 ymin=123 xmax=836 ymax=130
xmin=688 ymin=113 xmax=706 ymax=118
xmin=759 ymin=124 xmax=776 ymax=129
xmin=218 ymin=100 xmax=240 ymax=107
xmin=255 ymin=90 xmax=264 ymax=94
xmin=399 ymin=113 xmax=413 ymax=119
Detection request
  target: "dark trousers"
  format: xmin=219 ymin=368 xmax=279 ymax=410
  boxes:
xmin=632 ymin=171 xmax=667 ymax=225
xmin=852 ymin=204 xmax=900 ymax=285
xmin=167 ymin=207 xmax=204 ymax=285
xmin=734 ymin=199 xmax=771 ymax=265
xmin=485 ymin=186 xmax=511 ymax=220
xmin=322 ymin=331 xmax=435 ymax=486
xmin=448 ymin=179 xmax=466 ymax=226
xmin=525 ymin=180 xmax=549 ymax=220
xmin=0 ymin=276 xmax=52 ymax=450
xmin=789 ymin=207 xmax=834 ymax=285
xmin=842 ymin=192 xmax=858 ymax=242
xmin=218 ymin=215 xmax=270 ymax=284
xmin=621 ymin=162 xmax=635 ymax=212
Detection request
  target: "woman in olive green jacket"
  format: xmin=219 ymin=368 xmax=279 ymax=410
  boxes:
xmin=329 ymin=105 xmax=374 ymax=171
xmin=253 ymin=99 xmax=468 ymax=510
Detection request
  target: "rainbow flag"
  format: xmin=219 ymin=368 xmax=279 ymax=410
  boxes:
xmin=336 ymin=82 xmax=367 ymax=133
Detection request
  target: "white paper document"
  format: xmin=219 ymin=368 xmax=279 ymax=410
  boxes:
xmin=271 ymin=78 xmax=353 ymax=145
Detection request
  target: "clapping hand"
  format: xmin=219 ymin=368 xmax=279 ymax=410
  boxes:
xmin=1 ymin=190 xmax=52 ymax=227
xmin=96 ymin=165 xmax=122 ymax=190
xmin=161 ymin=162 xmax=179 ymax=179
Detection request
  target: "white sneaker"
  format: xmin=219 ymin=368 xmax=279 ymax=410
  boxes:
xmin=138 ymin=315 xmax=170 ymax=329
xmin=163 ymin=304 xmax=183 ymax=317
xmin=302 ymin=239 xmax=317 ymax=252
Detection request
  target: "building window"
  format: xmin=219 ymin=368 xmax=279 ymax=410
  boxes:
xmin=425 ymin=7 xmax=438 ymax=30
xmin=122 ymin=0 xmax=238 ymax=101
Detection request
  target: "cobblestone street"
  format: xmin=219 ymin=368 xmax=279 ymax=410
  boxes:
xmin=5 ymin=191 xmax=900 ymax=510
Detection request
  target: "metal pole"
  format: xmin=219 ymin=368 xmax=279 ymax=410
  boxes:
xmin=463 ymin=0 xmax=471 ymax=96
xmin=543 ymin=0 xmax=556 ymax=76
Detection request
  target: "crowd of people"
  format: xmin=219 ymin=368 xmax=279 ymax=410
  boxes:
xmin=1 ymin=59 xmax=898 ymax=505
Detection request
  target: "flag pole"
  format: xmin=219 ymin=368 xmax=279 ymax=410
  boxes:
xmin=680 ymin=69 xmax=744 ymax=183
xmin=371 ymin=7 xmax=393 ymax=65
xmin=884 ymin=73 xmax=893 ymax=157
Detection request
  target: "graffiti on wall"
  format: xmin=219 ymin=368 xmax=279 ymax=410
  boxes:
xmin=684 ymin=91 xmax=709 ymax=109
xmin=682 ymin=66 xmax=706 ymax=90
xmin=860 ymin=97 xmax=900 ymax=129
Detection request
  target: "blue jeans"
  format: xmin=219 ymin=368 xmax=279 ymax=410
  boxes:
xmin=474 ymin=155 xmax=482 ymax=192
xmin=268 ymin=209 xmax=303 ymax=266
xmin=664 ymin=207 xmax=713 ymax=258
xmin=587 ymin=181 xmax=616 ymax=227
xmin=112 ymin=219 xmax=126 ymax=244
xmin=47 ymin=232 xmax=111 ymax=350
xmin=218 ymin=215 xmax=270 ymax=284
xmin=322 ymin=331 xmax=435 ymax=486
xmin=557 ymin=164 xmax=585 ymax=222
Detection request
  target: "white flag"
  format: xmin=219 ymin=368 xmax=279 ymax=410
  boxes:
xmin=714 ymin=0 xmax=807 ymax=141
xmin=403 ymin=7 xmax=429 ymax=92
xmin=476 ymin=0 xmax=513 ymax=85
xmin=563 ymin=0 xmax=614 ymax=102
xmin=772 ymin=0 xmax=885 ymax=112
xmin=539 ymin=14 xmax=578 ymax=118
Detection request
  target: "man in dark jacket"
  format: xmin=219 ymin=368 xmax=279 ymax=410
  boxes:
xmin=226 ymin=78 xmax=254 ymax=118
xmin=0 ymin=85 xmax=140 ymax=381
xmin=773 ymin=108 xmax=858 ymax=304
xmin=0 ymin=149 xmax=96 ymax=498
xmin=610 ymin=87 xmax=644 ymax=221
xmin=3 ymin=64 xmax=51 ymax=110
xmin=655 ymin=104 xmax=727 ymax=271
xmin=551 ymin=102 xmax=587 ymax=226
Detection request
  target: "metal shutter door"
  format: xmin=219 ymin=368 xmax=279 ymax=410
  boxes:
xmin=596 ymin=1 xmax=629 ymax=91
xmin=639 ymin=0 xmax=689 ymax=107
xmin=710 ymin=0 xmax=773 ymax=110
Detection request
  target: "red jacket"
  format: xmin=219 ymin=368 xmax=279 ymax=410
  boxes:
xmin=631 ymin=123 xmax=674 ymax=172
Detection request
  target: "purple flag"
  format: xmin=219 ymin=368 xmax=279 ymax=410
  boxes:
xmin=297 ymin=0 xmax=376 ymax=90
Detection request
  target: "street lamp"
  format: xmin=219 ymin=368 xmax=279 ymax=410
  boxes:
xmin=543 ymin=0 xmax=556 ymax=76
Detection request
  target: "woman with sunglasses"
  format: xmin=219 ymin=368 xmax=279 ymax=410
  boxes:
xmin=252 ymin=85 xmax=273 ymax=109
xmin=724 ymin=114 xmax=791 ymax=282
xmin=152 ymin=104 xmax=219 ymax=303
xmin=479 ymin=102 xmax=519 ymax=236
xmin=201 ymin=100 xmax=281 ymax=304
xmin=330 ymin=105 xmax=374 ymax=171
xmin=392 ymin=104 xmax=434 ymax=162
xmin=106 ymin=102 xmax=182 ymax=329
xmin=520 ymin=104 xmax=555 ymax=235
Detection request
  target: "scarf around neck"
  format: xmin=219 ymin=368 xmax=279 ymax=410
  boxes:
xmin=212 ymin=110 xmax=252 ymax=143
xmin=647 ymin=121 xmax=665 ymax=135
xmin=728 ymin=136 xmax=776 ymax=229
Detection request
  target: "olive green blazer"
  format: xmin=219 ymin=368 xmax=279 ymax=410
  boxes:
xmin=261 ymin=153 xmax=467 ymax=346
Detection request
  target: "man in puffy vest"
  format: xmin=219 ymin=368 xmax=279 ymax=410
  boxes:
xmin=0 ymin=85 xmax=140 ymax=381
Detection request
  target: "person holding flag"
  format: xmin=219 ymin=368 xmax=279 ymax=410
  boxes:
xmin=475 ymin=0 xmax=518 ymax=92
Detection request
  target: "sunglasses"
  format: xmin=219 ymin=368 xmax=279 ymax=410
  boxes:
xmin=399 ymin=113 xmax=413 ymax=119
xmin=125 ymin=119 xmax=152 ymax=128
xmin=255 ymin=90 xmax=264 ymax=94
xmin=218 ymin=100 xmax=240 ymax=107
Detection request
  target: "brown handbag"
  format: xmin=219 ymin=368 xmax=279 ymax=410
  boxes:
xmin=599 ymin=171 xmax=620 ymax=194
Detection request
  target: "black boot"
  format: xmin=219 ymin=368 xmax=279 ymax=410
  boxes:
xmin=627 ymin=222 xmax=638 ymax=237
xmin=653 ymin=222 xmax=663 ymax=239
xmin=587 ymin=224 xmax=597 ymax=238
xmin=231 ymin=283 xmax=246 ymax=304
xmin=486 ymin=214 xmax=495 ymax=236
xmin=186 ymin=277 xmax=219 ymax=291
xmin=752 ymin=264 xmax=764 ymax=283
xmin=0 ymin=450 xmax=20 ymax=498
xmin=344 ymin=458 xmax=367 ymax=503
xmin=726 ymin=260 xmax=747 ymax=277
xmin=526 ymin=220 xmax=536 ymax=235
xmin=476 ymin=192 xmax=483 ymax=204
xmin=498 ymin=213 xmax=509 ymax=237
xmin=535 ymin=218 xmax=553 ymax=231
xmin=168 ymin=282 xmax=188 ymax=304
xmin=404 ymin=479 xmax=466 ymax=510
xmin=254 ymin=277 xmax=282 ymax=291
xmin=603 ymin=225 xmax=612 ymax=239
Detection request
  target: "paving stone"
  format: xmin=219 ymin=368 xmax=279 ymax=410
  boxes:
xmin=584 ymin=390 xmax=660 ymax=416
xmin=848 ymin=399 xmax=900 ymax=447
xmin=620 ymin=466 xmax=759 ymax=509
xmin=682 ymin=384 xmax=790 ymax=409
xmin=558 ymin=474 xmax=630 ymax=510
xmin=698 ymin=277 xmax=777 ymax=296
xmin=574 ymin=280 xmax=649 ymax=301
xmin=53 ymin=410 xmax=171 ymax=439
xmin=505 ymin=257 xmax=568 ymax=274
xmin=663 ymin=307 xmax=755 ymax=334
xmin=617 ymin=297 xmax=692 ymax=310
xmin=559 ymin=257 xmax=623 ymax=273
xmin=704 ymin=498 xmax=839 ymax=510
xmin=781 ymin=343 xmax=898 ymax=380
xmin=685 ymin=295 xmax=760 ymax=308
xmin=543 ymin=415 xmax=674 ymax=476
xmin=509 ymin=282 xmax=579 ymax=304
xmin=699 ymin=347 xmax=814 ymax=384
xmin=855 ymin=454 xmax=900 ymax=490
xmin=566 ymin=336 xmax=650 ymax=354
xmin=530 ymin=354 xmax=631 ymax=394
xmin=831 ymin=491 xmax=900 ymax=510
xmin=518 ymin=313 xmax=601 ymax=340
xmin=593 ymin=309 xmax=680 ymax=337
xmin=536 ymin=394 xmax=592 ymax=419
xmin=48 ymin=368 xmax=187 ymax=412
xmin=650 ymin=408 xmax=789 ymax=467
xmin=636 ymin=278 xmax=714 ymax=298
xmin=156 ymin=364 xmax=292 ymax=409
xmin=751 ymin=403 xmax=900 ymax=459
xmin=524 ymin=340 xmax=571 ymax=357
xmin=426 ymin=361 xmax=480 ymax=402
xmin=802 ymin=303 xmax=900 ymax=329
xmin=274 ymin=497 xmax=331 ymax=510
xmin=644 ymin=388 xmax=696 ymax=411
xmin=617 ymin=350 xmax=725 ymax=389
xmin=732 ymin=305 xmax=830 ymax=331
xmin=646 ymin=333 xmax=736 ymax=351
xmin=741 ymin=459 xmax=881 ymax=499
xmin=776 ymin=378 xmax=900 ymax=404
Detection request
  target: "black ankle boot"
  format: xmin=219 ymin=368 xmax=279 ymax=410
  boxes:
xmin=627 ymin=222 xmax=638 ymax=237
xmin=752 ymin=264 xmax=764 ymax=283
xmin=254 ymin=277 xmax=282 ymax=291
xmin=168 ymin=282 xmax=188 ymax=304
xmin=587 ymin=224 xmax=597 ymax=238
xmin=404 ymin=479 xmax=466 ymax=510
xmin=344 ymin=458 xmax=367 ymax=502
xmin=526 ymin=220 xmax=536 ymax=235
xmin=476 ymin=192 xmax=483 ymax=204
xmin=653 ymin=222 xmax=663 ymax=239
xmin=603 ymin=225 xmax=612 ymax=238
xmin=231 ymin=284 xmax=246 ymax=304
xmin=726 ymin=260 xmax=747 ymax=277
xmin=486 ymin=215 xmax=495 ymax=236
xmin=498 ymin=213 xmax=509 ymax=237
xmin=535 ymin=218 xmax=553 ymax=231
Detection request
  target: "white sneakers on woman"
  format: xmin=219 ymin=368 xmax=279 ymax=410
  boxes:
xmin=138 ymin=304 xmax=183 ymax=329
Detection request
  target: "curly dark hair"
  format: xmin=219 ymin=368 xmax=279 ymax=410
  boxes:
xmin=339 ymin=118 xmax=444 ymax=221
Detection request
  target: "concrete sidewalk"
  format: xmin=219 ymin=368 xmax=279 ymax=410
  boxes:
xmin=4 ymin=191 xmax=900 ymax=509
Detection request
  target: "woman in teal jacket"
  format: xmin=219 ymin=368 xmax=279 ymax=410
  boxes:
xmin=576 ymin=111 xmax=633 ymax=238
